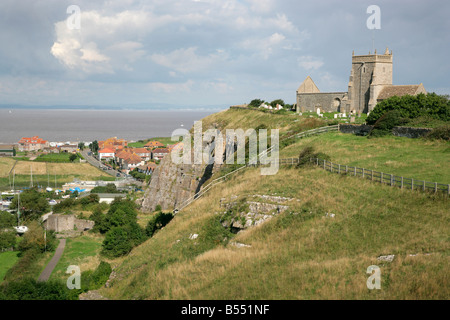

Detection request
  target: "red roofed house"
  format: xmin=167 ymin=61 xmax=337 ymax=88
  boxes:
xmin=98 ymin=148 xmax=116 ymax=161
xmin=18 ymin=136 xmax=49 ymax=152
xmin=133 ymin=148 xmax=152 ymax=161
xmin=123 ymin=153 xmax=144 ymax=173
xmin=144 ymin=140 xmax=165 ymax=149
xmin=152 ymin=148 xmax=170 ymax=161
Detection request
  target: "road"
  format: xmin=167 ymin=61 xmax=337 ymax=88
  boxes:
xmin=80 ymin=149 xmax=126 ymax=179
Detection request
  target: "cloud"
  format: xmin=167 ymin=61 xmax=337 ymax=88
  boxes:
xmin=297 ymin=56 xmax=324 ymax=71
xmin=150 ymin=47 xmax=228 ymax=74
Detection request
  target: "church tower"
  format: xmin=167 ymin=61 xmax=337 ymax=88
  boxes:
xmin=347 ymin=48 xmax=393 ymax=114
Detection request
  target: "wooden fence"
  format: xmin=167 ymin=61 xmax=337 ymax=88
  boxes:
xmin=309 ymin=157 xmax=450 ymax=196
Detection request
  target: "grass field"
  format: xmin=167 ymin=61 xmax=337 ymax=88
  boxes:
xmin=128 ymin=137 xmax=174 ymax=148
xmin=49 ymin=234 xmax=105 ymax=282
xmin=0 ymin=252 xmax=20 ymax=285
xmin=280 ymin=132 xmax=450 ymax=184
xmin=0 ymin=158 xmax=113 ymax=190
xmin=35 ymin=153 xmax=82 ymax=163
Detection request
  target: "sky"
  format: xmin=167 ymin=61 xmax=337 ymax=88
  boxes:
xmin=0 ymin=0 xmax=448 ymax=110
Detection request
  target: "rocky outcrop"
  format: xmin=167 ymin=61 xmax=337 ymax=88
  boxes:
xmin=218 ymin=195 xmax=291 ymax=232
xmin=140 ymin=136 xmax=224 ymax=213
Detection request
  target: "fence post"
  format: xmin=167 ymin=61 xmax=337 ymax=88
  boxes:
xmin=371 ymin=170 xmax=373 ymax=181
xmin=435 ymin=182 xmax=437 ymax=193
xmin=323 ymin=159 xmax=326 ymax=170
xmin=411 ymin=178 xmax=414 ymax=190
xmin=354 ymin=167 xmax=356 ymax=176
xmin=338 ymin=164 xmax=341 ymax=174
xmin=362 ymin=168 xmax=365 ymax=179
xmin=401 ymin=176 xmax=403 ymax=189
xmin=390 ymin=174 xmax=393 ymax=186
xmin=381 ymin=172 xmax=383 ymax=184
xmin=346 ymin=165 xmax=348 ymax=174
xmin=448 ymin=184 xmax=450 ymax=196
xmin=423 ymin=181 xmax=425 ymax=191
xmin=331 ymin=162 xmax=333 ymax=173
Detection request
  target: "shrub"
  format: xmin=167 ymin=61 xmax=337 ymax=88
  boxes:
xmin=0 ymin=230 xmax=16 ymax=251
xmin=424 ymin=125 xmax=450 ymax=141
xmin=145 ymin=212 xmax=173 ymax=238
xmin=86 ymin=261 xmax=112 ymax=290
xmin=297 ymin=146 xmax=331 ymax=168
xmin=101 ymin=227 xmax=134 ymax=257
xmin=0 ymin=211 xmax=16 ymax=228
xmin=368 ymin=109 xmax=408 ymax=138
xmin=366 ymin=93 xmax=450 ymax=125
xmin=0 ymin=278 xmax=74 ymax=300
xmin=17 ymin=221 xmax=57 ymax=253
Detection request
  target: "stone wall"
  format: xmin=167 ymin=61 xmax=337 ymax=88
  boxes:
xmin=392 ymin=126 xmax=433 ymax=138
xmin=339 ymin=124 xmax=433 ymax=138
xmin=44 ymin=214 xmax=94 ymax=232
xmin=339 ymin=124 xmax=374 ymax=136
xmin=297 ymin=92 xmax=347 ymax=113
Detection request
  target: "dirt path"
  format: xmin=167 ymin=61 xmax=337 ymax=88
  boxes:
xmin=37 ymin=238 xmax=66 ymax=282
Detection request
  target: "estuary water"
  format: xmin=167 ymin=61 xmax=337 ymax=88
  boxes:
xmin=0 ymin=108 xmax=219 ymax=143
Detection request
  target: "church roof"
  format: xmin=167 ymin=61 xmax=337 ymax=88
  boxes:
xmin=377 ymin=84 xmax=426 ymax=100
xmin=297 ymin=76 xmax=320 ymax=94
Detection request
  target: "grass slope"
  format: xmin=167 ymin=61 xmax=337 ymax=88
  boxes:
xmin=96 ymin=108 xmax=448 ymax=300
xmin=100 ymin=165 xmax=449 ymax=300
xmin=280 ymin=132 xmax=450 ymax=184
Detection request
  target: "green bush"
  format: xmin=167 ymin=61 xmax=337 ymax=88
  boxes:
xmin=366 ymin=93 xmax=450 ymax=125
xmin=368 ymin=109 xmax=408 ymax=138
xmin=145 ymin=212 xmax=173 ymax=238
xmin=0 ymin=230 xmax=16 ymax=251
xmin=0 ymin=211 xmax=16 ymax=228
xmin=0 ymin=278 xmax=74 ymax=300
xmin=424 ymin=124 xmax=450 ymax=141
xmin=101 ymin=226 xmax=134 ymax=258
xmin=297 ymin=146 xmax=331 ymax=168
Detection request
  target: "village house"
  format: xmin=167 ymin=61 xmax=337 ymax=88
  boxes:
xmin=98 ymin=147 xmax=116 ymax=161
xmin=133 ymin=148 xmax=152 ymax=161
xmin=18 ymin=136 xmax=49 ymax=152
xmin=59 ymin=144 xmax=78 ymax=153
xmin=123 ymin=153 xmax=144 ymax=173
xmin=136 ymin=162 xmax=157 ymax=175
xmin=152 ymin=148 xmax=170 ymax=161
xmin=98 ymin=137 xmax=128 ymax=150
xmin=144 ymin=140 xmax=165 ymax=149
xmin=0 ymin=144 xmax=16 ymax=156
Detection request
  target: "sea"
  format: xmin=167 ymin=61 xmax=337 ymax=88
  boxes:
xmin=0 ymin=108 xmax=221 ymax=144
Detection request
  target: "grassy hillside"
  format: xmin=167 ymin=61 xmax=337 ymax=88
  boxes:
xmin=96 ymin=108 xmax=449 ymax=300
xmin=101 ymin=166 xmax=448 ymax=300
xmin=280 ymin=132 xmax=450 ymax=184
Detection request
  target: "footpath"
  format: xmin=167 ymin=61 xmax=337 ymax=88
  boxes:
xmin=37 ymin=239 xmax=66 ymax=282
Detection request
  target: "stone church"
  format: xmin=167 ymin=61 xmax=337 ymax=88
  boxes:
xmin=296 ymin=48 xmax=426 ymax=114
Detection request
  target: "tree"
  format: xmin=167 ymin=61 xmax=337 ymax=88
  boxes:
xmin=69 ymin=154 xmax=77 ymax=162
xmin=89 ymin=140 xmax=99 ymax=154
xmin=270 ymin=99 xmax=285 ymax=108
xmin=10 ymin=188 xmax=50 ymax=220
xmin=248 ymin=99 xmax=265 ymax=108
xmin=101 ymin=227 xmax=133 ymax=257
xmin=0 ymin=211 xmax=16 ymax=228
xmin=77 ymin=142 xmax=84 ymax=151
xmin=17 ymin=221 xmax=57 ymax=253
